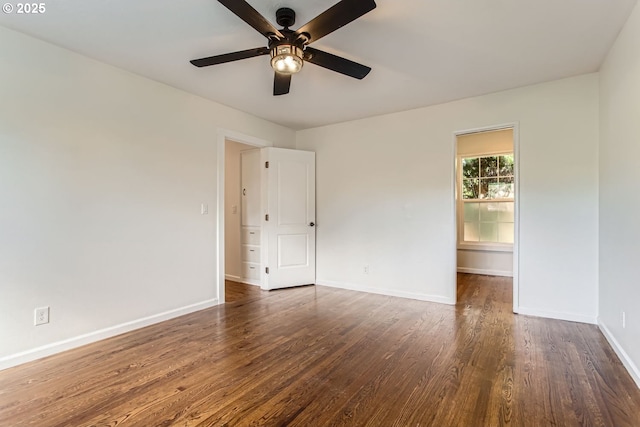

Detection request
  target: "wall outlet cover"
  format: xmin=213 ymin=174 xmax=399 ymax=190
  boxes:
xmin=34 ymin=307 xmax=50 ymax=326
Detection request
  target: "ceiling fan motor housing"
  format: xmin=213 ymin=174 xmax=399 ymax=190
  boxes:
xmin=276 ymin=7 xmax=296 ymax=28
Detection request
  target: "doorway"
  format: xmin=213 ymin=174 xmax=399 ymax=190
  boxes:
xmin=216 ymin=130 xmax=317 ymax=303
xmin=224 ymin=140 xmax=260 ymax=286
xmin=216 ymin=130 xmax=272 ymax=304
xmin=454 ymin=124 xmax=519 ymax=312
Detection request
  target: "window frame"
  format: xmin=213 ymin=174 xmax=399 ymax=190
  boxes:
xmin=457 ymin=150 xmax=514 ymax=252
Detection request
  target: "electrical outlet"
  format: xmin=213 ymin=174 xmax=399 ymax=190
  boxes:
xmin=364 ymin=265 xmax=369 ymax=274
xmin=622 ymin=311 xmax=626 ymax=329
xmin=34 ymin=307 xmax=49 ymax=326
xmin=201 ymin=203 xmax=208 ymax=215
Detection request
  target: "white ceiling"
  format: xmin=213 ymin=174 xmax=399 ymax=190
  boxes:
xmin=0 ymin=0 xmax=636 ymax=130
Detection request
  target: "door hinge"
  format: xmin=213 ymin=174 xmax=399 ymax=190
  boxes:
xmin=265 ymin=161 xmax=269 ymax=168
xmin=265 ymin=267 xmax=269 ymax=274
xmin=265 ymin=214 xmax=269 ymax=221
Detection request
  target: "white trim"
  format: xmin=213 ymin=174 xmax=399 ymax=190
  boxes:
xmin=243 ymin=281 xmax=261 ymax=287
xmin=455 ymin=123 xmax=517 ymax=137
xmin=458 ymin=148 xmax=514 ymax=157
xmin=458 ymin=243 xmax=513 ymax=252
xmin=512 ymin=123 xmax=520 ymax=313
xmin=598 ymin=319 xmax=640 ymax=389
xmin=244 ymin=281 xmax=261 ymax=287
xmin=450 ymin=130 xmax=458 ymax=303
xmin=216 ymin=134 xmax=226 ymax=305
xmin=239 ymin=278 xmax=261 ymax=286
xmin=216 ymin=129 xmax=272 ymax=304
xmin=225 ymin=274 xmax=261 ymax=287
xmin=317 ymin=280 xmax=455 ymax=305
xmin=517 ymin=306 xmax=596 ymax=324
xmin=457 ymin=267 xmax=513 ymax=277
xmin=453 ymin=122 xmax=520 ymax=313
xmin=0 ymin=298 xmax=219 ymax=372
xmin=219 ymin=128 xmax=273 ymax=148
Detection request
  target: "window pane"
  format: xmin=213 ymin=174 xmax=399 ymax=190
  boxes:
xmin=462 ymin=178 xmax=479 ymax=199
xmin=479 ymin=178 xmax=498 ymax=199
xmin=480 ymin=156 xmax=498 ymax=177
xmin=462 ymin=158 xmax=479 ymax=178
xmin=497 ymin=202 xmax=514 ymax=222
xmin=479 ymin=222 xmax=498 ymax=242
xmin=499 ymin=176 xmax=514 ymax=184
xmin=499 ymin=155 xmax=514 ymax=176
xmin=498 ymin=222 xmax=514 ymax=243
xmin=464 ymin=202 xmax=479 ymax=222
xmin=489 ymin=180 xmax=513 ymax=199
xmin=480 ymin=203 xmax=499 ymax=222
xmin=459 ymin=153 xmax=515 ymax=247
xmin=464 ymin=222 xmax=479 ymax=242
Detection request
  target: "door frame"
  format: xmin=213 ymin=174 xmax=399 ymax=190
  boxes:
xmin=452 ymin=122 xmax=520 ymax=313
xmin=216 ymin=129 xmax=272 ymax=304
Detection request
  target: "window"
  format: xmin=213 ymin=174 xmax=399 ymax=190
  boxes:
xmin=459 ymin=154 xmax=514 ymax=245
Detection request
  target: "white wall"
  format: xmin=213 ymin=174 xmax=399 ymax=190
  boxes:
xmin=457 ymin=129 xmax=513 ymax=156
xmin=297 ymin=74 xmax=599 ymax=321
xmin=457 ymin=250 xmax=512 ymax=277
xmin=0 ymin=27 xmax=294 ymax=368
xmin=224 ymin=141 xmax=255 ymax=281
xmin=598 ymin=1 xmax=640 ymax=385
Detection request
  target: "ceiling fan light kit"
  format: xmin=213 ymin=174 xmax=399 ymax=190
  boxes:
xmin=270 ymin=44 xmax=304 ymax=74
xmin=190 ymin=0 xmax=377 ymax=95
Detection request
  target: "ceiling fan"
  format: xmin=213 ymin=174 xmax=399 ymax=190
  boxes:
xmin=190 ymin=0 xmax=377 ymax=96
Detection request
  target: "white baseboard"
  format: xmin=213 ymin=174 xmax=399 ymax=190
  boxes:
xmin=517 ymin=306 xmax=597 ymax=324
xmin=225 ymin=274 xmax=261 ymax=286
xmin=0 ymin=298 xmax=220 ymax=372
xmin=244 ymin=281 xmax=261 ymax=287
xmin=317 ymin=279 xmax=455 ymax=305
xmin=457 ymin=267 xmax=513 ymax=277
xmin=598 ymin=319 xmax=640 ymax=389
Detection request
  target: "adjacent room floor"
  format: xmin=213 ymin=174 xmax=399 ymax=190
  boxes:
xmin=1 ymin=274 xmax=639 ymax=426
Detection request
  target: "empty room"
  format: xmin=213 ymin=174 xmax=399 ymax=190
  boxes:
xmin=1 ymin=0 xmax=640 ymax=425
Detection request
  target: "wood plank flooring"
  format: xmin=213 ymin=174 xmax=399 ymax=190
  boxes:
xmin=1 ymin=274 xmax=639 ymax=426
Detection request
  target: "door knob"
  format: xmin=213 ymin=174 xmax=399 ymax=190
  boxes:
xmin=309 ymin=222 xmax=315 ymax=227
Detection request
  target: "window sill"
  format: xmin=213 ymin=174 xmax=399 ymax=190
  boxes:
xmin=457 ymin=243 xmax=513 ymax=253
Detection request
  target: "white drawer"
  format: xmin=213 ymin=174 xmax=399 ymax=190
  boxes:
xmin=242 ymin=262 xmax=260 ymax=280
xmin=241 ymin=228 xmax=261 ymax=245
xmin=242 ymin=245 xmax=260 ymax=263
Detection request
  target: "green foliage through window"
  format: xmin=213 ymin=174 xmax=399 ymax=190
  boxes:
xmin=462 ymin=154 xmax=514 ymax=200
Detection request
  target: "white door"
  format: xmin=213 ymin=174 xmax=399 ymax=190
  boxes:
xmin=262 ymin=147 xmax=315 ymax=290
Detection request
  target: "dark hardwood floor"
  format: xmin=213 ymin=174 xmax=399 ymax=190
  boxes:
xmin=1 ymin=275 xmax=639 ymax=426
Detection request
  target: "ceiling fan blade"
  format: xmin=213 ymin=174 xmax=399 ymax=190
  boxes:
xmin=304 ymin=47 xmax=371 ymax=79
xmin=218 ymin=0 xmax=283 ymax=40
xmin=190 ymin=47 xmax=269 ymax=67
xmin=274 ymin=72 xmax=291 ymax=96
xmin=296 ymin=0 xmax=376 ymax=43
